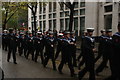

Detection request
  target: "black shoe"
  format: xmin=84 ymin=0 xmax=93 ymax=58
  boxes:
xmin=71 ymin=73 xmax=76 ymax=77
xmin=105 ymin=66 xmax=109 ymax=68
xmin=14 ymin=62 xmax=17 ymax=64
xmin=53 ymin=68 xmax=57 ymax=71
xmin=58 ymin=69 xmax=63 ymax=74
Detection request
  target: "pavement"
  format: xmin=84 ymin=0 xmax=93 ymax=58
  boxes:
xmin=2 ymin=49 xmax=111 ymax=79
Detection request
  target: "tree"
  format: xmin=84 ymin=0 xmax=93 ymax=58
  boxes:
xmin=59 ymin=0 xmax=76 ymax=32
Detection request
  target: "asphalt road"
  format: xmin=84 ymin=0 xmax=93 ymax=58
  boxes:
xmin=2 ymin=49 xmax=111 ymax=79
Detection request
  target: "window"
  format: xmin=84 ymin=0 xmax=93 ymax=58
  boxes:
xmin=74 ymin=2 xmax=78 ymax=8
xmin=104 ymin=14 xmax=112 ymax=29
xmin=65 ymin=18 xmax=69 ymax=30
xmin=43 ymin=7 xmax=46 ymax=13
xmin=60 ymin=19 xmax=64 ymax=30
xmin=49 ymin=20 xmax=52 ymax=30
xmin=53 ymin=20 xmax=56 ymax=30
xmin=104 ymin=5 xmax=113 ymax=12
xmin=53 ymin=2 xmax=56 ymax=11
xmin=53 ymin=13 xmax=56 ymax=18
xmin=60 ymin=12 xmax=64 ymax=17
xmin=74 ymin=10 xmax=78 ymax=16
xmin=39 ymin=3 xmax=42 ymax=14
xmin=80 ymin=9 xmax=85 ymax=15
xmin=40 ymin=21 xmax=42 ymax=30
xmin=43 ymin=21 xmax=46 ymax=31
xmin=106 ymin=0 xmax=112 ymax=3
xmin=65 ymin=11 xmax=69 ymax=17
xmin=49 ymin=14 xmax=52 ymax=18
xmin=80 ymin=17 xmax=85 ymax=36
xmin=74 ymin=18 xmax=78 ymax=30
xmin=43 ymin=15 xmax=46 ymax=19
xmin=39 ymin=16 xmax=42 ymax=19
xmin=80 ymin=2 xmax=85 ymax=7
xmin=49 ymin=2 xmax=52 ymax=12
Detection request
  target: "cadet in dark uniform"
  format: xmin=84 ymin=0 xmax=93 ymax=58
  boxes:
xmin=26 ymin=32 xmax=34 ymax=60
xmin=43 ymin=31 xmax=56 ymax=70
xmin=15 ymin=33 xmax=20 ymax=54
xmin=55 ymin=32 xmax=64 ymax=60
xmin=7 ymin=28 xmax=17 ymax=64
xmin=78 ymin=28 xmax=96 ymax=80
xmin=96 ymin=29 xmax=113 ymax=75
xmin=34 ymin=31 xmax=44 ymax=64
xmin=108 ymin=24 xmax=120 ymax=80
xmin=95 ymin=29 xmax=106 ymax=63
xmin=2 ymin=30 xmax=8 ymax=51
xmin=70 ymin=31 xmax=77 ymax=67
xmin=58 ymin=31 xmax=75 ymax=77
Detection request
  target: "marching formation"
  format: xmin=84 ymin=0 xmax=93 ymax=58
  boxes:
xmin=2 ymin=23 xmax=120 ymax=80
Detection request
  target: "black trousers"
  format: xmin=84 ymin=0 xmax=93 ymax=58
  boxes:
xmin=55 ymin=45 xmax=62 ymax=60
xmin=58 ymin=56 xmax=74 ymax=75
xmin=78 ymin=54 xmax=95 ymax=80
xmin=34 ymin=48 xmax=44 ymax=64
xmin=78 ymin=56 xmax=85 ymax=70
xmin=96 ymin=54 xmax=108 ymax=73
xmin=7 ymin=48 xmax=16 ymax=62
xmin=44 ymin=53 xmax=56 ymax=70
xmin=26 ymin=47 xmax=34 ymax=60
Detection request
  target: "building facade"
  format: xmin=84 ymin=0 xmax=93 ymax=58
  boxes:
xmin=28 ymin=1 xmax=120 ymax=36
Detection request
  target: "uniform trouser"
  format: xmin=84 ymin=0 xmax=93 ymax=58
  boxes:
xmin=95 ymin=50 xmax=103 ymax=63
xmin=72 ymin=52 xmax=77 ymax=66
xmin=55 ymin=46 xmax=61 ymax=60
xmin=26 ymin=48 xmax=34 ymax=60
xmin=19 ymin=46 xmax=27 ymax=57
xmin=7 ymin=48 xmax=16 ymax=62
xmin=78 ymin=56 xmax=95 ymax=80
xmin=2 ymin=42 xmax=7 ymax=51
xmin=78 ymin=56 xmax=85 ymax=70
xmin=96 ymin=54 xmax=108 ymax=73
xmin=58 ymin=56 xmax=74 ymax=75
xmin=35 ymin=49 xmax=44 ymax=64
xmin=44 ymin=53 xmax=56 ymax=69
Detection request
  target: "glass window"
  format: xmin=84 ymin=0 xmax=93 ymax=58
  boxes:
xmin=104 ymin=14 xmax=112 ymax=29
xmin=80 ymin=17 xmax=85 ymax=36
xmin=80 ymin=2 xmax=85 ymax=7
xmin=60 ymin=12 xmax=64 ymax=17
xmin=40 ymin=21 xmax=42 ymax=30
xmin=104 ymin=5 xmax=113 ymax=12
xmin=65 ymin=18 xmax=69 ymax=30
xmin=49 ymin=14 xmax=52 ymax=18
xmin=53 ymin=20 xmax=56 ymax=30
xmin=43 ymin=15 xmax=46 ymax=19
xmin=60 ymin=19 xmax=64 ymax=30
xmin=43 ymin=7 xmax=46 ymax=13
xmin=74 ymin=18 xmax=78 ymax=30
xmin=53 ymin=2 xmax=56 ymax=11
xmin=39 ymin=16 xmax=42 ymax=19
xmin=65 ymin=11 xmax=69 ymax=17
xmin=49 ymin=2 xmax=52 ymax=12
xmin=39 ymin=3 xmax=42 ymax=14
xmin=74 ymin=10 xmax=78 ymax=16
xmin=49 ymin=20 xmax=52 ymax=30
xmin=80 ymin=9 xmax=85 ymax=15
xmin=53 ymin=13 xmax=56 ymax=18
xmin=43 ymin=21 xmax=46 ymax=31
xmin=74 ymin=2 xmax=78 ymax=8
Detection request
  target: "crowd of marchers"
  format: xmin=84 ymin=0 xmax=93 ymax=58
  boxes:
xmin=2 ymin=23 xmax=120 ymax=80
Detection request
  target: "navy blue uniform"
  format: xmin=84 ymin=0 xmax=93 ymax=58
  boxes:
xmin=78 ymin=36 xmax=95 ymax=80
xmin=43 ymin=36 xmax=56 ymax=70
xmin=34 ymin=36 xmax=44 ymax=63
xmin=58 ymin=38 xmax=75 ymax=77
xmin=2 ymin=33 xmax=8 ymax=51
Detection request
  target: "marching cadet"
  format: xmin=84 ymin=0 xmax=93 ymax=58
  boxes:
xmin=78 ymin=28 xmax=96 ymax=80
xmin=43 ymin=31 xmax=56 ymax=70
xmin=108 ymin=23 xmax=120 ymax=80
xmin=95 ymin=29 xmax=106 ymax=63
xmin=26 ymin=32 xmax=34 ymax=60
xmin=15 ymin=32 xmax=20 ymax=54
xmin=58 ymin=31 xmax=75 ymax=77
xmin=55 ymin=32 xmax=64 ymax=60
xmin=34 ymin=31 xmax=44 ymax=64
xmin=96 ymin=29 xmax=113 ymax=75
xmin=2 ymin=30 xmax=8 ymax=51
xmin=70 ymin=31 xmax=77 ymax=67
xmin=7 ymin=28 xmax=17 ymax=64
